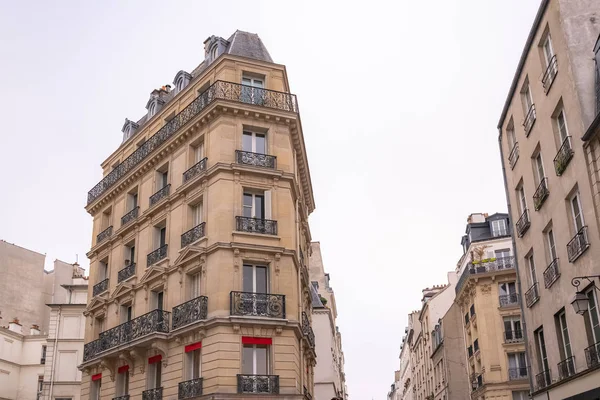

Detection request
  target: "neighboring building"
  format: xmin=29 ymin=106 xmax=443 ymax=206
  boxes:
xmin=398 ymin=317 xmax=414 ymax=400
xmin=454 ymin=213 xmax=529 ymax=399
xmin=81 ymin=31 xmax=317 ymax=400
xmin=497 ymin=0 xmax=600 ymax=398
xmin=387 ymin=369 xmax=401 ymax=400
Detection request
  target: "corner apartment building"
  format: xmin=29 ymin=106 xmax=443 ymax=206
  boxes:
xmin=308 ymin=242 xmax=348 ymax=400
xmin=454 ymin=213 xmax=529 ymax=399
xmin=80 ymin=31 xmax=316 ymax=400
xmin=391 ymin=312 xmax=418 ymax=400
xmin=497 ymin=1 xmax=600 ymax=398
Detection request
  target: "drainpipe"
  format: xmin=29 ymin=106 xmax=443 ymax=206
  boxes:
xmin=48 ymin=305 xmax=62 ymax=400
xmin=498 ymin=129 xmax=535 ymax=393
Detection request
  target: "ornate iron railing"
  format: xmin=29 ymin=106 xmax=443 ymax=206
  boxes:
xmin=523 ymin=104 xmax=536 ymax=136
xmin=230 ymin=291 xmax=286 ymax=319
xmin=542 ymin=55 xmax=558 ymax=93
xmin=83 ymin=309 xmax=170 ymax=362
xmin=97 ymin=226 xmax=113 ymax=244
xmin=525 ymin=283 xmax=540 ymax=308
xmin=455 ymin=256 xmax=515 ymax=294
xmin=149 ymin=184 xmax=171 ymax=207
xmin=121 ymin=206 xmax=139 ymax=227
xmin=554 ymin=136 xmax=573 ymax=176
xmin=183 ymin=158 xmax=208 ymax=183
xmin=235 ymin=150 xmax=277 ymax=169
xmin=112 ymin=396 xmax=130 ymax=400
xmin=181 ymin=223 xmax=205 ymax=247
xmin=535 ymin=369 xmax=551 ymax=390
xmin=236 ymin=216 xmax=277 ymax=235
xmin=237 ymin=374 xmax=279 ymax=394
xmin=533 ymin=178 xmax=549 ymax=210
xmin=87 ymin=81 xmax=298 ymax=205
xmin=302 ymin=311 xmax=315 ymax=348
xmin=118 ymin=263 xmax=135 ymax=283
xmin=499 ymin=293 xmax=520 ymax=308
xmin=304 ymin=385 xmax=313 ymax=400
xmin=543 ymin=258 xmax=560 ymax=288
xmin=93 ymin=278 xmax=109 ymax=296
xmin=558 ymin=356 xmax=576 ymax=380
xmin=567 ymin=226 xmax=589 ymax=262
xmin=509 ymin=143 xmax=519 ymax=169
xmin=508 ymin=367 xmax=529 ymax=380
xmin=178 ymin=377 xmax=203 ymax=399
xmin=172 ymin=296 xmax=208 ymax=330
xmin=516 ymin=209 xmax=530 ymax=237
xmin=470 ymin=373 xmax=483 ymax=391
xmin=142 ymin=387 xmax=163 ymax=400
xmin=504 ymin=330 xmax=523 ymax=343
xmin=585 ymin=341 xmax=600 ymax=369
xmin=147 ymin=244 xmax=168 ymax=266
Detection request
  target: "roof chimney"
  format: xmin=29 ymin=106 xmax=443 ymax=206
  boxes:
xmin=30 ymin=324 xmax=40 ymax=335
xmin=9 ymin=318 xmax=22 ymax=334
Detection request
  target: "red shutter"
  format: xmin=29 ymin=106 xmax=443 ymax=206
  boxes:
xmin=148 ymin=355 xmax=162 ymax=364
xmin=185 ymin=341 xmax=202 ymax=353
xmin=91 ymin=373 xmax=102 ymax=381
xmin=242 ymin=336 xmax=272 ymax=345
xmin=118 ymin=365 xmax=129 ymax=374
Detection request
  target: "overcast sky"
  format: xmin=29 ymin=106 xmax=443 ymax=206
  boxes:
xmin=0 ymin=1 xmax=541 ymax=398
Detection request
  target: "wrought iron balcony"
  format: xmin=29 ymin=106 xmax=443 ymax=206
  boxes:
xmin=509 ymin=143 xmax=519 ymax=169
xmin=230 ymin=291 xmax=286 ymax=319
xmin=508 ymin=367 xmax=529 ymax=380
xmin=97 ymin=226 xmax=113 ymax=244
xmin=455 ymin=257 xmax=515 ymax=294
xmin=516 ymin=209 xmax=530 ymax=237
xmin=83 ymin=309 xmax=170 ymax=362
xmin=172 ymin=296 xmax=208 ymax=330
xmin=504 ymin=330 xmax=523 ymax=343
xmin=150 ymin=184 xmax=171 ymax=207
xmin=237 ymin=374 xmax=279 ymax=394
xmin=181 ymin=223 xmax=205 ymax=247
xmin=183 ymin=158 xmax=207 ymax=183
xmin=585 ymin=341 xmax=600 ymax=369
xmin=535 ymin=369 xmax=551 ymax=390
xmin=121 ymin=206 xmax=139 ymax=227
xmin=542 ymin=55 xmax=558 ymax=93
xmin=143 ymin=387 xmax=163 ymax=400
xmin=567 ymin=226 xmax=589 ymax=262
xmin=178 ymin=377 xmax=203 ymax=399
xmin=533 ymin=178 xmax=549 ymax=210
xmin=304 ymin=385 xmax=313 ymax=400
xmin=473 ymin=339 xmax=479 ymax=353
xmin=235 ymin=150 xmax=277 ymax=169
xmin=467 ymin=345 xmax=473 ymax=358
xmin=118 ymin=263 xmax=135 ymax=283
xmin=523 ymin=104 xmax=536 ymax=136
xmin=113 ymin=396 xmax=130 ymax=400
xmin=87 ymin=81 xmax=298 ymax=205
xmin=93 ymin=278 xmax=109 ymax=297
xmin=147 ymin=244 xmax=168 ymax=266
xmin=554 ymin=136 xmax=573 ymax=176
xmin=302 ymin=311 xmax=315 ymax=349
xmin=525 ymin=283 xmax=540 ymax=308
xmin=470 ymin=373 xmax=483 ymax=391
xmin=236 ymin=216 xmax=277 ymax=235
xmin=558 ymin=356 xmax=576 ymax=380
xmin=499 ymin=293 xmax=520 ymax=308
xmin=543 ymin=258 xmax=560 ymax=288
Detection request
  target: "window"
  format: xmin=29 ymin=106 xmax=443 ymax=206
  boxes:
xmin=535 ymin=153 xmax=545 ymax=184
xmin=243 ymin=192 xmax=264 ymax=219
xmin=523 ymin=83 xmax=534 ymax=112
xmin=152 ymin=291 xmax=164 ymax=311
xmin=517 ymin=187 xmax=527 ymax=214
xmin=242 ymin=76 xmax=264 ymax=89
xmin=148 ymin=102 xmax=157 ymax=118
xmin=542 ymin=34 xmax=555 ymax=68
xmin=570 ymin=193 xmax=585 ymax=232
xmin=90 ymin=378 xmax=101 ymax=400
xmin=192 ymin=203 xmax=203 ymax=227
xmin=193 ymin=143 xmax=204 ymax=163
xmin=512 ymin=391 xmax=529 ymax=400
xmin=495 ymin=249 xmax=511 ymax=267
xmin=95 ymin=316 xmax=105 ymax=338
xmin=176 ymin=77 xmax=186 ymax=92
xmin=535 ymin=328 xmax=550 ymax=374
xmin=120 ymin=304 xmax=132 ymax=324
xmin=127 ymin=190 xmax=138 ymax=211
xmin=491 ymin=219 xmax=508 ymax=237
xmin=241 ymin=75 xmax=265 ymax=104
xmin=116 ymin=368 xmax=129 ymax=396
xmin=147 ymin=360 xmax=162 ymax=389
xmin=557 ymin=109 xmax=569 ymax=143
xmin=527 ymin=254 xmax=537 ymax=285
xmin=507 ymin=126 xmax=516 ymax=150
xmin=37 ymin=375 xmax=43 ymax=393
xmin=499 ymin=281 xmax=517 ymax=297
xmin=556 ymin=310 xmax=573 ymax=360
xmin=547 ymin=229 xmax=557 ymax=261
xmin=125 ymin=243 xmax=135 ymax=266
xmin=41 ymin=345 xmax=47 ymax=364
xmin=98 ymin=259 xmax=108 ymax=281
xmin=242 ymin=344 xmax=269 ymax=375
xmin=242 ymin=131 xmax=267 ymax=154
xmin=243 ymin=265 xmax=268 ymax=293
xmin=156 ymin=166 xmax=169 ymax=190
xmin=504 ymin=316 xmax=522 ymax=341
xmin=586 ymin=288 xmax=600 ymax=344
xmin=186 ymin=347 xmax=202 ymax=380
xmin=189 ymin=272 xmax=201 ymax=299
xmin=210 ymin=45 xmax=219 ymax=61
xmin=508 ymin=352 xmax=527 ymax=377
xmin=156 ymin=226 xmax=166 ymax=248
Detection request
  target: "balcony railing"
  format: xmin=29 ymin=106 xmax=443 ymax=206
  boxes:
xmin=302 ymin=311 xmax=315 ymax=349
xmin=468 ymin=346 xmax=473 ymax=358
xmin=142 ymin=387 xmax=163 ymax=400
xmin=508 ymin=367 xmax=529 ymax=380
xmin=455 ymin=256 xmax=515 ymax=294
xmin=172 ymin=296 xmax=208 ymax=330
xmin=149 ymin=184 xmax=171 ymax=207
xmin=470 ymin=373 xmax=483 ymax=391
xmin=118 ymin=263 xmax=136 ymax=283
xmin=567 ymin=226 xmax=590 ymax=262
xmin=525 ymin=283 xmax=540 ymax=308
xmin=87 ymin=80 xmax=298 ymax=205
xmin=535 ymin=369 xmax=551 ymax=390
xmin=121 ymin=206 xmax=139 ymax=227
xmin=554 ymin=136 xmax=573 ymax=176
xmin=230 ymin=291 xmax=286 ymax=319
xmin=523 ymin=104 xmax=536 ymax=136
xmin=585 ymin=341 xmax=600 ymax=369
xmin=112 ymin=396 xmax=130 ymax=400
xmin=83 ymin=309 xmax=170 ymax=362
xmin=178 ymin=378 xmax=203 ymax=399
xmin=181 ymin=223 xmax=205 ymax=247
xmin=516 ymin=209 xmax=531 ymax=237
xmin=235 ymin=150 xmax=277 ymax=169
xmin=93 ymin=278 xmax=109 ymax=297
xmin=543 ymin=258 xmax=560 ymax=288
xmin=304 ymin=385 xmax=313 ymax=400
xmin=97 ymin=226 xmax=113 ymax=244
xmin=183 ymin=158 xmax=207 ymax=183
xmin=499 ymin=293 xmax=520 ymax=308
xmin=473 ymin=339 xmax=479 ymax=353
xmin=237 ymin=374 xmax=279 ymax=394
xmin=533 ymin=178 xmax=549 ymax=210
xmin=236 ymin=216 xmax=277 ymax=235
xmin=542 ymin=55 xmax=558 ymax=93
xmin=558 ymin=356 xmax=576 ymax=380
xmin=147 ymin=244 xmax=168 ymax=266
xmin=504 ymin=330 xmax=524 ymax=343
xmin=509 ymin=143 xmax=520 ymax=169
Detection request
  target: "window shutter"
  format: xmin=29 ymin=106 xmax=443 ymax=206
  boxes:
xmin=265 ymin=191 xmax=272 ymax=220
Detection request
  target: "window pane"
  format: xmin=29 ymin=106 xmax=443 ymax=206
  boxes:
xmin=254 ymin=195 xmax=264 ymax=219
xmin=588 ymin=291 xmax=600 ymax=342
xmin=255 ymin=346 xmax=268 ymax=374
xmin=572 ymin=196 xmax=583 ymax=231
xmin=255 ymin=134 xmax=266 ymax=154
xmin=243 ymin=132 xmax=253 ymax=152
xmin=243 ymin=265 xmax=253 ymax=292
xmin=256 ymin=267 xmax=267 ymax=293
xmin=242 ymin=346 xmax=254 ymax=374
xmin=243 ymin=194 xmax=253 ymax=218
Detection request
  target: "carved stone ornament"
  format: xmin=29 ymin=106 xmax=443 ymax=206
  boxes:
xmin=233 ymin=324 xmax=240 ymax=333
xmin=119 ymin=351 xmax=135 ymax=376
xmin=274 ymin=253 xmax=281 ymax=276
xmin=480 ymin=284 xmax=492 ymax=294
xmin=100 ymin=359 xmax=116 ymax=382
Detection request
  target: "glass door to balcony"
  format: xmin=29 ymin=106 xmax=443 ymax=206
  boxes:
xmin=241 ymin=76 xmax=264 ymax=105
xmin=243 ymin=265 xmax=268 ymax=315
xmin=243 ymin=193 xmax=264 ymax=219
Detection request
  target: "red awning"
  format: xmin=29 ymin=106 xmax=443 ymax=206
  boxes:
xmin=242 ymin=336 xmax=272 ymax=345
xmin=148 ymin=355 xmax=162 ymax=364
xmin=185 ymin=341 xmax=202 ymax=353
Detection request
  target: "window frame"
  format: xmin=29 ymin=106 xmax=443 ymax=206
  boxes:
xmin=557 ymin=109 xmax=569 ymax=143
xmin=542 ymin=34 xmax=555 ymax=67
xmin=242 ymin=130 xmax=267 ymax=154
xmin=186 ymin=348 xmax=202 ymax=380
xmin=557 ymin=310 xmax=573 ymax=359
xmin=243 ymin=192 xmax=265 ymax=219
xmin=491 ymin=219 xmax=508 ymax=237
xmin=242 ymin=344 xmax=270 ymax=375
xmin=570 ymin=192 xmax=585 ymax=232
xmin=547 ymin=229 xmax=557 ymax=261
xmin=586 ymin=288 xmax=600 ymax=343
xmin=243 ymin=264 xmax=269 ymax=294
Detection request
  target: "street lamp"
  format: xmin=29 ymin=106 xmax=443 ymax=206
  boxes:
xmin=570 ymin=275 xmax=600 ymax=315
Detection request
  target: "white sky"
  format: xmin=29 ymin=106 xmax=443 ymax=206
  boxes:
xmin=0 ymin=1 xmax=541 ymax=398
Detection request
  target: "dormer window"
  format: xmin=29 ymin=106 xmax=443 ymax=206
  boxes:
xmin=121 ymin=118 xmax=139 ymax=143
xmin=146 ymin=95 xmax=165 ymax=120
xmin=204 ymin=35 xmax=229 ymax=64
xmin=211 ymin=45 xmax=219 ymax=61
xmin=173 ymin=71 xmax=192 ymax=94
xmin=148 ymin=102 xmax=157 ymax=118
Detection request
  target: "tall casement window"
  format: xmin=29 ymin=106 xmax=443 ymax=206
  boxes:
xmin=243 ymin=131 xmax=267 ymax=154
xmin=157 ymin=165 xmax=169 ymax=190
xmin=125 ymin=243 xmax=135 ymax=266
xmin=101 ymin=208 xmax=112 ymax=230
xmin=555 ymin=310 xmax=573 ymax=361
xmin=191 ymin=203 xmax=203 ymax=227
xmin=542 ymin=34 xmax=555 ymax=68
xmin=243 ymin=265 xmax=268 ymax=294
xmin=535 ymin=153 xmax=546 ymax=185
xmin=243 ymin=192 xmax=269 ymax=220
xmin=496 ymin=248 xmax=511 ymax=268
xmin=527 ymin=254 xmax=537 ymax=286
xmin=241 ymin=75 xmax=265 ymax=104
xmin=152 ymin=290 xmax=164 ymax=311
xmin=504 ymin=316 xmax=522 ymax=341
xmin=94 ymin=316 xmax=105 ymax=338
xmin=557 ymin=109 xmax=569 ymax=143
xmin=499 ymin=281 xmax=517 ymax=297
xmin=507 ymin=124 xmax=516 ymax=150
xmin=585 ymin=288 xmax=600 ymax=345
xmin=185 ymin=343 xmax=202 ymax=380
xmin=523 ymin=82 xmax=534 ymax=113
xmin=242 ymin=75 xmax=264 ymax=89
xmin=90 ymin=376 xmax=101 ymax=400
xmin=242 ymin=343 xmax=269 ymax=375
xmin=517 ymin=186 xmax=527 ymax=214
xmin=508 ymin=352 xmax=528 ymax=378
xmin=570 ymin=192 xmax=585 ymax=232
xmin=193 ymin=143 xmax=204 ymax=163
xmin=147 ymin=357 xmax=162 ymax=389
xmin=513 ymin=391 xmax=529 ymax=400
xmin=120 ymin=304 xmax=132 ymax=324
xmin=116 ymin=366 xmax=129 ymax=397
xmin=535 ymin=327 xmax=550 ymax=377
xmin=491 ymin=219 xmax=508 ymax=237
xmin=188 ymin=272 xmax=201 ymax=299
xmin=156 ymin=225 xmax=167 ymax=249
xmin=547 ymin=229 xmax=557 ymax=261
xmin=98 ymin=259 xmax=108 ymax=282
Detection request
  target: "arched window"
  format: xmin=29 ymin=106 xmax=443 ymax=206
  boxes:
xmin=211 ymin=45 xmax=219 ymax=61
xmin=148 ymin=102 xmax=157 ymax=118
xmin=176 ymin=77 xmax=185 ymax=92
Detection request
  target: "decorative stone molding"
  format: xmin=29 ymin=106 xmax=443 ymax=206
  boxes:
xmin=130 ymin=350 xmax=144 ymax=374
xmin=119 ymin=352 xmax=135 ymax=376
xmin=151 ymin=341 xmax=168 ymax=367
xmin=233 ymin=324 xmax=240 ymax=333
xmin=480 ymin=284 xmax=492 ymax=294
xmin=100 ymin=359 xmax=116 ymax=382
